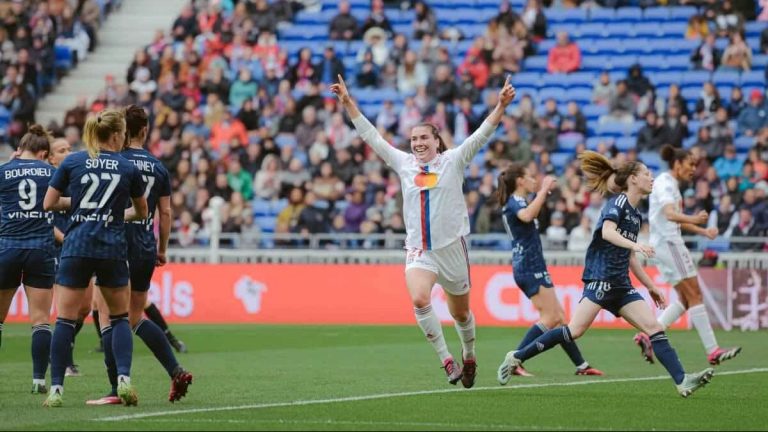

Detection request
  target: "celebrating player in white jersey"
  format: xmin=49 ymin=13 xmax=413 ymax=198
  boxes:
xmin=634 ymin=144 xmax=741 ymax=366
xmin=331 ymin=74 xmax=515 ymax=388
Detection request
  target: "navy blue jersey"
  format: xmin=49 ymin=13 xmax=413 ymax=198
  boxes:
xmin=0 ymin=159 xmax=55 ymax=252
xmin=49 ymin=150 xmax=144 ymax=260
xmin=52 ymin=186 xmax=71 ymax=253
xmin=583 ymin=193 xmax=642 ymax=286
xmin=122 ymin=148 xmax=171 ymax=259
xmin=502 ymin=194 xmax=547 ymax=274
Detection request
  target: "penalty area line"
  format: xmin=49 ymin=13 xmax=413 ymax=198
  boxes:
xmin=94 ymin=367 xmax=768 ymax=422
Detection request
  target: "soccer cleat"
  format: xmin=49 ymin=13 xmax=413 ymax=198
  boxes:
xmin=496 ymin=350 xmax=522 ymax=385
xmin=31 ymin=383 xmax=47 ymax=394
xmin=85 ymin=395 xmax=122 ymax=406
xmin=512 ymin=365 xmax=534 ymax=377
xmin=65 ymin=365 xmax=82 ymax=377
xmin=43 ymin=389 xmax=63 ymax=407
xmin=707 ymin=346 xmax=742 ymax=365
xmin=461 ymin=357 xmax=476 ymax=389
xmin=117 ymin=377 xmax=138 ymax=406
xmin=575 ymin=366 xmax=605 ymax=376
xmin=634 ymin=333 xmax=655 ymax=364
xmin=442 ymin=357 xmax=463 ymax=385
xmin=677 ymin=368 xmax=714 ymax=398
xmin=169 ymin=367 xmax=193 ymax=402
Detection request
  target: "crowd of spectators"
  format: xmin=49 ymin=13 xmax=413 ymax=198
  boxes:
xmin=49 ymin=0 xmax=768 ymax=251
xmin=0 ymin=0 xmax=117 ymax=146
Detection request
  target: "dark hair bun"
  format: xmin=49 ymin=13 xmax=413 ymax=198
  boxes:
xmin=660 ymin=144 xmax=676 ymax=162
xmin=28 ymin=124 xmax=46 ymax=136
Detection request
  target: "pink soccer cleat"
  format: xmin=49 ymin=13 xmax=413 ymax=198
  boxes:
xmin=707 ymin=347 xmax=742 ymax=365
xmin=169 ymin=368 xmax=193 ymax=402
xmin=575 ymin=366 xmax=605 ymax=376
xmin=512 ymin=365 xmax=535 ymax=377
xmin=86 ymin=395 xmax=122 ymax=406
xmin=634 ymin=333 xmax=655 ymax=364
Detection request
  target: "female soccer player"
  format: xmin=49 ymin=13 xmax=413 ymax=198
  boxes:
xmin=0 ymin=125 xmax=60 ymax=394
xmin=634 ymin=145 xmax=741 ymax=365
xmin=497 ymin=163 xmax=603 ymax=377
xmin=43 ymin=109 xmax=148 ymax=407
xmin=48 ymin=138 xmax=91 ymax=378
xmin=332 ymin=74 xmax=515 ymax=388
xmin=497 ymin=151 xmax=715 ymax=397
xmin=87 ymin=105 xmax=192 ymax=406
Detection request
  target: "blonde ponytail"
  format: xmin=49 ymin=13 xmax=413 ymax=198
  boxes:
xmin=82 ymin=109 xmax=126 ymax=158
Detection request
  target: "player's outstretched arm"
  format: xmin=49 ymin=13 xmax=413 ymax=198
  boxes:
xmin=331 ymin=74 xmax=406 ymax=168
xmin=456 ymin=76 xmax=516 ymax=166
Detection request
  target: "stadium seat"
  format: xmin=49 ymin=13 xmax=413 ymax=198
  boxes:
xmin=735 ymin=135 xmax=755 ymax=152
xmin=663 ymin=55 xmax=691 ymax=71
xmin=681 ymin=86 xmax=702 ymax=103
xmin=275 ymin=133 xmax=297 ymax=149
xmin=615 ymin=7 xmax=642 ymax=23
xmin=538 ymin=87 xmax=567 ymax=102
xmin=604 ymin=22 xmax=631 ymax=37
xmin=546 ymin=7 xmax=588 ymax=23
xmin=740 ymin=71 xmax=765 ymax=88
xmin=608 ymin=55 xmax=638 ymax=71
xmin=577 ymin=23 xmax=606 ymax=38
xmin=536 ymin=39 xmax=557 ymax=55
xmin=751 ymin=53 xmax=767 ymax=69
xmin=615 ymin=136 xmax=636 ymax=151
xmin=634 ymin=23 xmax=662 ymax=38
xmin=557 ymin=135 xmax=583 ymax=151
xmin=681 ymin=71 xmax=712 ymax=89
xmin=513 ymin=72 xmax=541 ymax=88
xmin=541 ymin=73 xmax=567 ymax=89
xmin=255 ymin=216 xmax=277 ymax=233
xmin=588 ymin=38 xmax=625 ymax=55
xmin=659 ymin=22 xmax=686 ymax=37
xmin=639 ymin=151 xmax=662 ymax=170
xmin=567 ymin=88 xmax=593 ymax=104
xmin=643 ymin=7 xmax=670 ymax=22
xmin=712 ymin=70 xmax=740 ymax=87
xmin=658 ymin=38 xmax=699 ymax=55
xmin=669 ymin=6 xmax=697 ymax=21
xmin=550 ymin=152 xmax=572 ymax=173
xmin=586 ymin=136 xmax=613 ymax=150
xmin=588 ymin=8 xmax=615 ymax=23
xmin=683 ymin=136 xmax=698 ymax=149
xmin=54 ymin=45 xmax=73 ymax=71
xmin=561 ymin=72 xmax=596 ymax=89
xmin=252 ymin=199 xmax=272 ymax=217
xmin=581 ymin=55 xmax=610 ymax=72
xmin=622 ymin=39 xmax=652 ymax=55
xmin=745 ymin=21 xmax=765 ymax=38
xmin=638 ymin=55 xmax=667 ymax=72
xmin=524 ymin=56 xmax=549 ymax=72
xmin=582 ymin=104 xmax=608 ymax=120
xmin=597 ymin=122 xmax=632 ymax=138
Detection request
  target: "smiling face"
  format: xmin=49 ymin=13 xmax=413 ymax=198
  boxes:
xmin=410 ymin=125 xmax=440 ymax=163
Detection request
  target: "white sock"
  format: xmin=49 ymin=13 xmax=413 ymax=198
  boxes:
xmin=454 ymin=312 xmax=476 ymax=360
xmin=689 ymin=304 xmax=718 ymax=355
xmin=414 ymin=305 xmax=452 ymax=363
xmin=50 ymin=385 xmax=63 ymax=395
xmin=658 ymin=301 xmax=686 ymax=329
xmin=118 ymin=375 xmax=131 ymax=386
xmin=33 ymin=378 xmax=46 ymax=386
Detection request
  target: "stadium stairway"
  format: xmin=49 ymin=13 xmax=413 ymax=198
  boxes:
xmin=34 ymin=0 xmax=188 ymax=127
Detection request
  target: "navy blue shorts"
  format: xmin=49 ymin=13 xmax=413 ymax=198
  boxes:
xmin=56 ymin=257 xmax=129 ymax=289
xmin=0 ymin=248 xmax=55 ymax=290
xmin=581 ymin=280 xmax=645 ymax=317
xmin=514 ymin=270 xmax=554 ymax=299
xmin=129 ymin=259 xmax=156 ymax=293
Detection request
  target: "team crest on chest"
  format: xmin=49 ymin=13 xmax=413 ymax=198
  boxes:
xmin=414 ymin=172 xmax=439 ymax=189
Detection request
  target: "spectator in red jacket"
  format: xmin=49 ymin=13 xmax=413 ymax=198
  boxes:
xmin=547 ymin=31 xmax=581 ymax=74
xmin=211 ymin=110 xmax=248 ymax=150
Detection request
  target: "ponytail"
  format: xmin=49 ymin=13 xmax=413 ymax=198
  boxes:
xmin=660 ymin=144 xmax=689 ymax=169
xmin=579 ymin=151 xmax=616 ymax=195
xmin=124 ymin=104 xmax=149 ymax=147
xmin=496 ymin=162 xmax=526 ymax=206
xmin=82 ymin=109 xmax=125 ymax=158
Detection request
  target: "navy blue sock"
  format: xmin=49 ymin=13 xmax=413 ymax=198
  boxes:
xmin=110 ymin=314 xmax=133 ymax=378
xmin=561 ymin=339 xmax=587 ymax=368
xmin=31 ymin=324 xmax=52 ymax=379
xmin=134 ymin=319 xmax=179 ymax=377
xmin=0 ymin=321 xmax=4 ymax=348
xmin=649 ymin=331 xmax=686 ymax=385
xmin=516 ymin=323 xmax=547 ymax=350
xmin=65 ymin=319 xmax=83 ymax=367
xmin=101 ymin=326 xmax=118 ymax=395
xmin=50 ymin=318 xmax=76 ymax=386
xmin=517 ymin=326 xmax=573 ymax=362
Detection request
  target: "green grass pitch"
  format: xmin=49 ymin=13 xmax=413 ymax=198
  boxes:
xmin=1 ymin=324 xmax=766 ymax=430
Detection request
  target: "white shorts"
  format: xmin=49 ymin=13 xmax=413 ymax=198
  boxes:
xmin=653 ymin=240 xmax=697 ymax=286
xmin=405 ymin=237 xmax=471 ymax=296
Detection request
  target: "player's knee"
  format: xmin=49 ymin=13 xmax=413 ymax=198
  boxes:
xmin=645 ymin=322 xmax=664 ymax=335
xmin=567 ymin=323 xmax=586 ymax=339
xmin=450 ymin=309 xmax=469 ymax=323
xmin=685 ymin=289 xmax=702 ymax=306
xmin=411 ymin=295 xmax=431 ymax=309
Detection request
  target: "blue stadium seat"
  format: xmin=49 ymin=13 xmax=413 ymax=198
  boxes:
xmin=567 ymin=88 xmax=593 ymax=104
xmin=514 ymin=72 xmax=542 ymax=88
xmin=551 ymin=152 xmax=572 ymax=173
xmin=598 ymin=122 xmax=632 ymax=138
xmin=639 ymin=151 xmax=662 ymax=170
xmin=735 ymin=135 xmax=755 ymax=152
xmin=681 ymin=86 xmax=700 ymax=103
xmin=252 ymin=199 xmax=272 ymax=217
xmin=634 ymin=23 xmax=662 ymax=38
xmin=536 ymin=39 xmax=557 ymax=55
xmin=539 ymin=87 xmax=567 ymax=102
xmin=588 ymin=38 xmax=625 ymax=55
xmin=540 ymin=73 xmax=568 ymax=89
xmin=658 ymin=38 xmax=699 ymax=55
xmin=545 ymin=7 xmax=588 ymax=23
xmin=255 ymin=216 xmax=277 ymax=233
xmin=622 ymin=39 xmax=652 ymax=55
xmin=581 ymin=55 xmax=610 ymax=72
xmin=582 ymin=104 xmax=607 ymax=120
xmin=515 ymin=87 xmax=538 ymax=102
xmin=615 ymin=136 xmax=636 ymax=151
xmin=294 ymin=9 xmax=337 ymax=25
xmin=54 ymin=45 xmax=73 ymax=71
xmin=577 ymin=23 xmax=606 ymax=38
xmin=683 ymin=136 xmax=697 ymax=149
xmin=615 ymin=7 xmax=642 ymax=23
xmin=560 ymin=71 xmax=596 ymax=89
xmin=745 ymin=21 xmax=765 ymax=38
xmin=712 ymin=70 xmax=740 ymax=87
xmin=586 ymin=136 xmax=613 ymax=150
xmin=524 ymin=56 xmax=549 ymax=72
xmin=588 ymin=8 xmax=615 ymax=23
xmin=669 ymin=6 xmax=697 ymax=21
xmin=740 ymin=71 xmax=765 ymax=87
xmin=557 ymin=135 xmax=583 ymax=151
xmin=608 ymin=55 xmax=638 ymax=71
xmin=638 ymin=55 xmax=668 ymax=72
xmin=664 ymin=55 xmax=691 ymax=71
xmin=272 ymin=199 xmax=288 ymax=214
xmin=659 ymin=22 xmax=686 ymax=37
xmin=681 ymin=71 xmax=712 ymax=89
xmin=643 ymin=7 xmax=670 ymax=22
xmin=275 ymin=133 xmax=297 ymax=149
xmin=701 ymin=238 xmax=730 ymax=252
xmin=280 ymin=25 xmax=327 ymax=41
xmin=604 ymin=22 xmax=632 ymax=37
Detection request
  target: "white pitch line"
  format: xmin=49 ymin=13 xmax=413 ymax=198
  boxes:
xmin=95 ymin=367 xmax=768 ymax=422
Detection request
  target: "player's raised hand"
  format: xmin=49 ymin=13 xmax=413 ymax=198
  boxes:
xmin=540 ymin=175 xmax=558 ymax=194
xmin=330 ymin=74 xmax=352 ymax=105
xmin=498 ymin=75 xmax=516 ymax=107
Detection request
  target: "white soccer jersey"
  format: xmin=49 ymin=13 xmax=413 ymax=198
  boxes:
xmin=649 ymin=171 xmax=683 ymax=245
xmin=351 ymin=115 xmax=496 ymax=251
